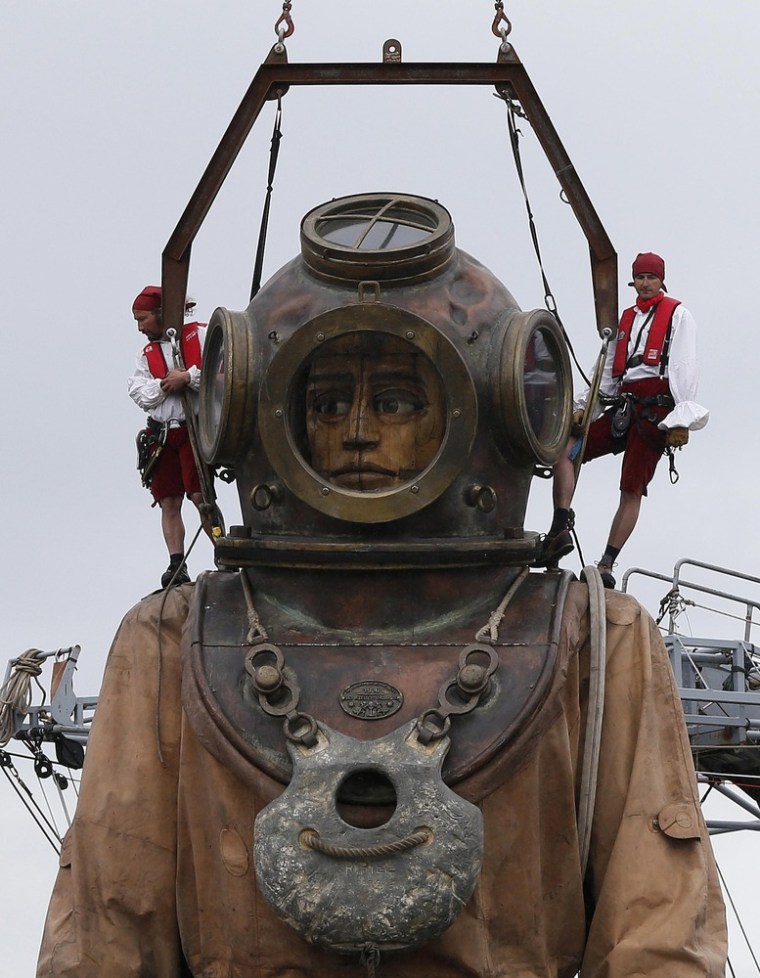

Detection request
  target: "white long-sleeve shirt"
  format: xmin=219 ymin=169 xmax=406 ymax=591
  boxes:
xmin=127 ymin=328 xmax=205 ymax=424
xmin=575 ymin=301 xmax=708 ymax=431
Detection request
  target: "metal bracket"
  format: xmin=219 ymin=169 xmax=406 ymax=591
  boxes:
xmin=161 ymin=46 xmax=617 ymax=339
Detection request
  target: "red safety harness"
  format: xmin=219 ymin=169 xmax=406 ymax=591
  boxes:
xmin=612 ymin=297 xmax=680 ymax=378
xmin=143 ymin=322 xmax=203 ymax=379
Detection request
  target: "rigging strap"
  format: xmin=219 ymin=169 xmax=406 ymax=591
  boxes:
xmin=251 ymin=97 xmax=284 ymax=300
xmin=577 ymin=564 xmax=607 ymax=876
xmin=496 ymin=89 xmax=592 ymax=388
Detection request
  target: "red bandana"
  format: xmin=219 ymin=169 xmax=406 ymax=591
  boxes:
xmin=636 ymin=292 xmax=665 ymax=313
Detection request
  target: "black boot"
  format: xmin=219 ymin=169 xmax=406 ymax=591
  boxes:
xmin=540 ymin=508 xmax=575 ymax=566
xmin=596 ymin=557 xmax=616 ymax=590
xmin=161 ymin=553 xmax=191 ymax=588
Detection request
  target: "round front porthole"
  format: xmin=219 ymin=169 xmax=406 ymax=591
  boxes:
xmin=300 ymin=193 xmax=456 ymax=284
xmin=493 ymin=309 xmax=572 ymax=466
xmin=258 ymin=304 xmax=477 ymax=523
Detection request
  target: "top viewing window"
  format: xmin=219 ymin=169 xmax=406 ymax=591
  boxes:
xmin=300 ymin=193 xmax=456 ymax=283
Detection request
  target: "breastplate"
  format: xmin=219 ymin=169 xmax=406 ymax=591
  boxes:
xmin=182 ymin=566 xmax=573 ymax=805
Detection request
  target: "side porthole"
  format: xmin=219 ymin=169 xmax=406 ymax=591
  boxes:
xmin=198 ymin=307 xmax=258 ymax=466
xmin=493 ymin=309 xmax=572 ymax=466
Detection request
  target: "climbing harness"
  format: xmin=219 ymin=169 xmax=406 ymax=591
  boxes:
xmin=135 ymin=420 xmax=168 ymax=488
xmin=608 ymin=393 xmax=633 ymax=439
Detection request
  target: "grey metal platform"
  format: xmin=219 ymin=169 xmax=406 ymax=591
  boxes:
xmin=623 ymin=557 xmax=760 ymax=834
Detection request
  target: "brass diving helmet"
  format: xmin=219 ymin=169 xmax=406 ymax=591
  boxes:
xmin=198 ymin=191 xmax=572 ymax=568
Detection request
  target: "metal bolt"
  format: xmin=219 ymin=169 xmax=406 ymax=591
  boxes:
xmin=458 ymin=663 xmax=488 ymax=693
xmin=254 ymin=664 xmax=282 ymax=692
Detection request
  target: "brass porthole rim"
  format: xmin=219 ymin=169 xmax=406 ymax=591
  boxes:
xmin=495 ymin=309 xmax=572 ymax=466
xmin=258 ymin=304 xmax=478 ymax=523
xmin=300 ymin=192 xmax=456 ymax=284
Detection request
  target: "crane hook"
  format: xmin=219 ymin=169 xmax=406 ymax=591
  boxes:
xmin=492 ymin=2 xmax=512 ymax=51
xmin=274 ymin=1 xmax=295 ymax=46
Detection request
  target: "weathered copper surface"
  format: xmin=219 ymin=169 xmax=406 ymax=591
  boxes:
xmin=254 ymin=722 xmax=483 ymax=953
xmin=183 ymin=566 xmax=573 ymax=804
xmin=202 ymin=243 xmax=571 ymax=562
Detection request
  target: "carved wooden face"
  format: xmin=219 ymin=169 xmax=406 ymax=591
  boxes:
xmin=305 ymin=333 xmax=446 ymax=491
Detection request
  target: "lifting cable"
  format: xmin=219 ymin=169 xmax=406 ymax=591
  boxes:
xmin=250 ymin=1 xmax=293 ymax=300
xmin=250 ymin=96 xmax=284 ymax=301
xmin=492 ymin=2 xmax=592 ymax=387
xmin=0 ymin=749 xmax=62 ymax=854
xmin=496 ymin=88 xmax=592 ymax=388
xmin=716 ymin=859 xmax=760 ymax=975
xmin=154 ymin=521 xmax=204 ymax=767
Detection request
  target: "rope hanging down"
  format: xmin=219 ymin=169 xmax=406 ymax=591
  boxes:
xmin=496 ymin=89 xmax=592 ymax=389
xmin=251 ymin=97 xmax=284 ymax=300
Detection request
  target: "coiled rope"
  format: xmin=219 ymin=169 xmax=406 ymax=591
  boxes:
xmin=0 ymin=649 xmax=45 ymax=747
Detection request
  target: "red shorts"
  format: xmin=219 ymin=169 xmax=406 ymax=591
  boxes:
xmin=148 ymin=425 xmax=202 ymax=503
xmin=581 ymin=379 xmax=670 ymax=497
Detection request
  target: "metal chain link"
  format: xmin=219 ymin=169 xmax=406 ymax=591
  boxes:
xmin=244 ymin=643 xmax=319 ymax=748
xmin=240 ymin=569 xmax=529 ymax=751
xmin=414 ymin=644 xmax=499 ymax=745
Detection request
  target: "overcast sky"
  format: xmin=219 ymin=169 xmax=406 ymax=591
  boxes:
xmin=2 ymin=2 xmax=760 ymax=974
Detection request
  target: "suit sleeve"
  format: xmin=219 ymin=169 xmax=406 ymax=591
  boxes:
xmin=581 ymin=593 xmax=726 ymax=977
xmin=36 ymin=590 xmax=190 ymax=978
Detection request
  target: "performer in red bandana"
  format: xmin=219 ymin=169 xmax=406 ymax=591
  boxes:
xmin=543 ymin=253 xmax=708 ymax=588
xmin=128 ymin=286 xmax=212 ymax=588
